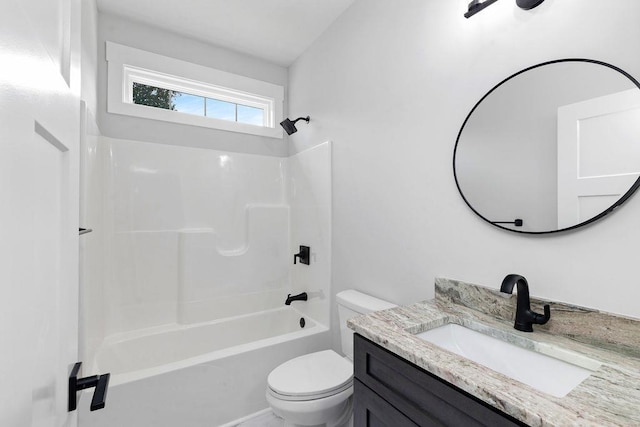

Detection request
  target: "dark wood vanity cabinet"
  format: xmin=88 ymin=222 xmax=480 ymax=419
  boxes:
xmin=353 ymin=334 xmax=527 ymax=427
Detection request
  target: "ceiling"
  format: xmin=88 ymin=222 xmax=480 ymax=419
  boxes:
xmin=96 ymin=0 xmax=356 ymax=67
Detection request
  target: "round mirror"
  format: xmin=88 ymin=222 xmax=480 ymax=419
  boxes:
xmin=454 ymin=59 xmax=640 ymax=234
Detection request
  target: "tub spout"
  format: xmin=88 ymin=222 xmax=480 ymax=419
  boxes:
xmin=285 ymin=292 xmax=308 ymax=305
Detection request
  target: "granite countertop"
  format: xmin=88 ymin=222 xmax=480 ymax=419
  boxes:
xmin=347 ymin=278 xmax=640 ymax=427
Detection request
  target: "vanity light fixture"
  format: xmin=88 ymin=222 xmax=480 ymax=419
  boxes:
xmin=464 ymin=0 xmax=545 ymax=18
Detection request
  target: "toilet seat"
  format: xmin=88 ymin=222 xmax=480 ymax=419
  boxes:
xmin=267 ymin=350 xmax=353 ymax=401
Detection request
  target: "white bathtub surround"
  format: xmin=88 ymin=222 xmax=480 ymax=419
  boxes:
xmin=89 ymin=137 xmax=292 ymax=336
xmin=96 ymin=308 xmax=325 ymax=385
xmin=81 ymin=138 xmax=332 ymax=425
xmin=288 ymin=142 xmax=332 ymax=326
xmin=83 ymin=138 xmax=332 ymax=340
xmin=236 ymin=413 xmax=283 ymax=427
xmin=79 ymin=315 xmax=328 ymax=427
xmin=177 ymin=207 xmax=290 ymax=324
xmin=220 ymin=409 xmax=284 ymax=427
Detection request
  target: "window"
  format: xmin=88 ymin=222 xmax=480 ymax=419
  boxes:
xmin=130 ymin=82 xmax=266 ymax=126
xmin=127 ymin=71 xmax=270 ymax=126
xmin=106 ymin=42 xmax=284 ymax=139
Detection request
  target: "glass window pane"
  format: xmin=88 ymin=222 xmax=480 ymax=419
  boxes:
xmin=131 ymin=82 xmax=268 ymax=128
xmin=132 ymin=82 xmax=178 ymax=110
xmin=206 ymin=98 xmax=236 ymax=121
xmin=237 ymin=104 xmax=264 ymax=126
xmin=173 ymin=92 xmax=205 ymax=116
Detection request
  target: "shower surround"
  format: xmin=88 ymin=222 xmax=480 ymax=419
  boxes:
xmin=79 ymin=137 xmax=331 ymax=425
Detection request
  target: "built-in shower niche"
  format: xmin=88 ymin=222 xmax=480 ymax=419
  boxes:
xmin=177 ymin=204 xmax=290 ymax=324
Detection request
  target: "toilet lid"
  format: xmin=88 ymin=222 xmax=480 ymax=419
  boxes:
xmin=267 ymin=350 xmax=353 ymax=399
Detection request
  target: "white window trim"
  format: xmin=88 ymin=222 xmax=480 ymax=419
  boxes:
xmin=106 ymin=41 xmax=284 ymax=139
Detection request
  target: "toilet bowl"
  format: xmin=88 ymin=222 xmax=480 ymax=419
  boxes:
xmin=266 ymin=290 xmax=396 ymax=427
xmin=267 ymin=350 xmax=353 ymax=427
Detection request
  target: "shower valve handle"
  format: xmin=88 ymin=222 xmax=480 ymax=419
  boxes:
xmin=293 ymin=245 xmax=310 ymax=265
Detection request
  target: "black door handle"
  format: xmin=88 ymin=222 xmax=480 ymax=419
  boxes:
xmin=68 ymin=362 xmax=110 ymax=412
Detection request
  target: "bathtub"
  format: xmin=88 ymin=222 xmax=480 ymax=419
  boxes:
xmin=79 ymin=307 xmax=330 ymax=427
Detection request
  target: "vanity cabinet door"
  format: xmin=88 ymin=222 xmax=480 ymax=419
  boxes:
xmin=354 ymin=379 xmax=420 ymax=427
xmin=354 ymin=334 xmax=525 ymax=427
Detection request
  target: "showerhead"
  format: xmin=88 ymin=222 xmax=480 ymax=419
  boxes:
xmin=280 ymin=116 xmax=310 ymax=135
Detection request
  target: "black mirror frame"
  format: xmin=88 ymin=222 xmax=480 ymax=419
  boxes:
xmin=453 ymin=58 xmax=640 ymax=235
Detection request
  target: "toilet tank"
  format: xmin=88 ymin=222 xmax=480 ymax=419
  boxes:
xmin=336 ymin=290 xmax=396 ymax=360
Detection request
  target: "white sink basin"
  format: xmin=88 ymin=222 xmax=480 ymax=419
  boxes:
xmin=416 ymin=323 xmax=599 ymax=397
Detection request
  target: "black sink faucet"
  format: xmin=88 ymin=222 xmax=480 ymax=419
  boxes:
xmin=285 ymin=292 xmax=308 ymax=305
xmin=500 ymin=274 xmax=550 ymax=332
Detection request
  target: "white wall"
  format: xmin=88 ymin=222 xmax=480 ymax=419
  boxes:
xmin=287 ymin=0 xmax=640 ymax=349
xmin=97 ymin=13 xmax=289 ymax=156
xmin=81 ymin=0 xmax=98 ymax=119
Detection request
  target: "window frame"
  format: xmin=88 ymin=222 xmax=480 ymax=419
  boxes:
xmin=106 ymin=42 xmax=284 ymax=139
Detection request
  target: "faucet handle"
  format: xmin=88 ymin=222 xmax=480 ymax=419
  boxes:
xmin=533 ymin=304 xmax=551 ymax=325
xmin=293 ymin=245 xmax=310 ymax=265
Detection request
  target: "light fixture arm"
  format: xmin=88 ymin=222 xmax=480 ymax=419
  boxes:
xmin=516 ymin=0 xmax=545 ymax=10
xmin=464 ymin=0 xmax=498 ymax=18
xmin=464 ymin=0 xmax=545 ymax=18
xmin=291 ymin=116 xmax=310 ymax=125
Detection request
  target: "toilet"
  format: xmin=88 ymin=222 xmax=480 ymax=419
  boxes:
xmin=266 ymin=290 xmax=396 ymax=427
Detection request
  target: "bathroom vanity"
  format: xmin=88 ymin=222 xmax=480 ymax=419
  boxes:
xmin=349 ymin=278 xmax=640 ymax=426
xmin=354 ymin=334 xmax=524 ymax=426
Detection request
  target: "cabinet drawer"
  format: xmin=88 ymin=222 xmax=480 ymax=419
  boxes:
xmin=354 ymin=334 xmax=525 ymax=427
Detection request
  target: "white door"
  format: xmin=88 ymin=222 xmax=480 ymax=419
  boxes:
xmin=557 ymin=89 xmax=640 ymax=229
xmin=0 ymin=0 xmax=80 ymax=426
